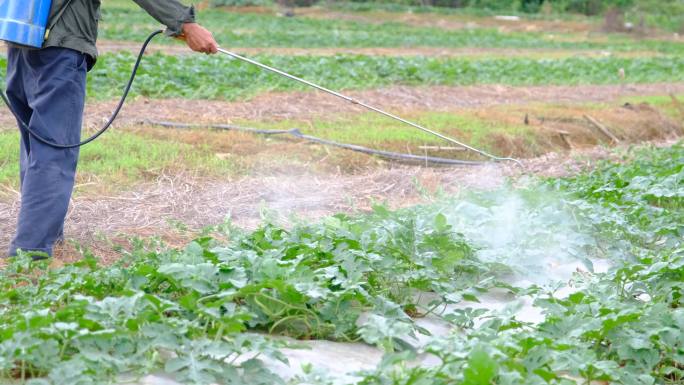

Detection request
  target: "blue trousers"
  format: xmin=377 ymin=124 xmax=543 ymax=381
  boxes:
xmin=6 ymin=47 xmax=87 ymax=257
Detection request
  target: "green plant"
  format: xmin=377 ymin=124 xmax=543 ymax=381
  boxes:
xmin=77 ymin=53 xmax=684 ymax=101
xmin=1 ymin=143 xmax=682 ymax=384
xmin=349 ymin=144 xmax=684 ymax=385
xmin=98 ymin=1 xmax=684 ymax=51
xmin=0 ymin=202 xmax=485 ymax=382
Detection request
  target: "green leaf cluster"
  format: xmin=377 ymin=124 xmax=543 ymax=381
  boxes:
xmin=353 ymin=143 xmax=684 ymax=385
xmin=0 ymin=203 xmax=481 ymax=383
xmin=1 ymin=143 xmax=682 ymax=384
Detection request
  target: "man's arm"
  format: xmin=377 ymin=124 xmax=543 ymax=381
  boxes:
xmin=132 ymin=0 xmax=218 ymax=54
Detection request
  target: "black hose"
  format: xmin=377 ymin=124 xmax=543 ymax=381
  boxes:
xmin=293 ymin=130 xmax=483 ymax=165
xmin=0 ymin=30 xmax=164 ymax=149
xmin=145 ymin=120 xmax=484 ymax=166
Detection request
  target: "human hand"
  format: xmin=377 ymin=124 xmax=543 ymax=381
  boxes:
xmin=180 ymin=23 xmax=219 ymax=54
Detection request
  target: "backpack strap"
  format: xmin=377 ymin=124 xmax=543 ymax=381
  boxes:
xmin=44 ymin=0 xmax=76 ymax=41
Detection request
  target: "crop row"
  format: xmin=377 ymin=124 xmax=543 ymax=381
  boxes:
xmin=1 ymin=142 xmax=682 ymax=384
xmin=76 ymin=53 xmax=684 ymax=100
xmin=98 ymin=5 xmax=684 ymax=55
xmin=0 ymin=53 xmax=668 ymax=101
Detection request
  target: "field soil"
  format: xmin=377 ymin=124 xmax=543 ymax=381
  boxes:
xmin=0 ymin=83 xmax=678 ymax=129
xmin=89 ymin=83 xmax=684 ymax=124
xmin=83 ymin=41 xmax=661 ymax=59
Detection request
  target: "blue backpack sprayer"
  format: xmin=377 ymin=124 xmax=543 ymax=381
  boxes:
xmin=0 ymin=0 xmax=52 ymax=48
xmin=0 ymin=0 xmax=518 ymax=164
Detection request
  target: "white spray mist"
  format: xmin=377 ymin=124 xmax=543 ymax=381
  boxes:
xmin=440 ymin=185 xmax=606 ymax=287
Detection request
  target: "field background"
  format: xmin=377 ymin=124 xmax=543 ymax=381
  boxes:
xmin=1 ymin=2 xmax=683 ymax=385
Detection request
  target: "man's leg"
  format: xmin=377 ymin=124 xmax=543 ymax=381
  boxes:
xmin=8 ymin=47 xmax=87 ymax=258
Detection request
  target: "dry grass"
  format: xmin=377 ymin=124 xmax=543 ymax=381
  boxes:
xmin=117 ymin=96 xmax=682 ymax=160
xmin=461 ymin=101 xmax=683 ymax=155
xmin=79 ymin=83 xmax=684 ymax=127
xmin=3 ymin=138 xmax=674 ymax=262
xmin=3 ymin=83 xmax=684 ymax=131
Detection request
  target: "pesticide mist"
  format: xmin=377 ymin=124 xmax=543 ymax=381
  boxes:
xmin=437 ymin=184 xmax=607 ymax=287
xmin=249 ymin=165 xmax=609 ymax=287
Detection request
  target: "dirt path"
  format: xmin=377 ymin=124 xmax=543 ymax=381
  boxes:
xmin=86 ymin=41 xmax=659 ymax=59
xmin=88 ymin=83 xmax=684 ymax=125
xmin=0 ymin=42 xmax=659 ymax=63
xmin=2 ymin=83 xmax=681 ymax=131
xmin=0 ymin=140 xmax=653 ymax=260
xmin=0 ymin=83 xmax=678 ymax=130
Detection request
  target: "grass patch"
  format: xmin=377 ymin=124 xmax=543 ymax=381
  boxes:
xmin=0 ymin=130 xmax=233 ymax=192
xmin=0 ymin=132 xmax=18 ymax=186
xmin=618 ymin=93 xmax=684 ymax=119
xmin=235 ymin=110 xmax=537 ymax=156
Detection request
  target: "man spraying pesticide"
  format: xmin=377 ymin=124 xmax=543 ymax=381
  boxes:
xmin=0 ymin=0 xmax=218 ymax=259
xmin=1 ymin=1 xmax=520 ymax=261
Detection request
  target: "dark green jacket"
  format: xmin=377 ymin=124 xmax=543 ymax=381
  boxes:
xmin=45 ymin=0 xmax=195 ymax=68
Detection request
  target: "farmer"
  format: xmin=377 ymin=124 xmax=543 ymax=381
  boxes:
xmin=5 ymin=0 xmax=218 ymax=259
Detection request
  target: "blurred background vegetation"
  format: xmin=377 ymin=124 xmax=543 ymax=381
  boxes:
xmin=208 ymin=0 xmax=684 ymax=32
